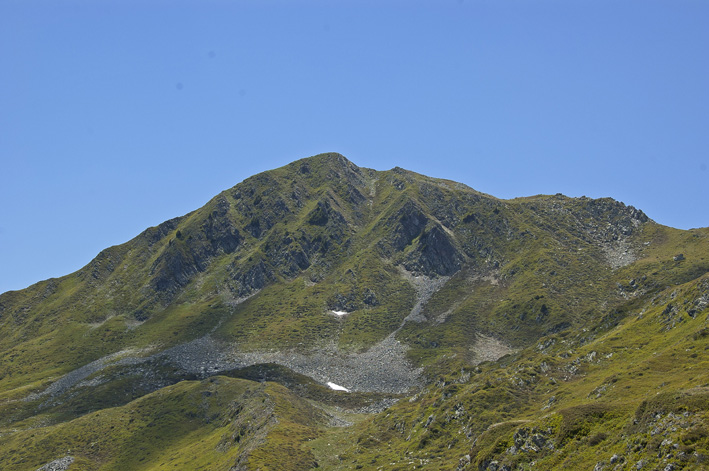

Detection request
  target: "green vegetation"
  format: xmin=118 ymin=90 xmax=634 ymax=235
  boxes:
xmin=0 ymin=377 xmax=326 ymax=471
xmin=0 ymin=153 xmax=707 ymax=470
xmin=330 ymin=273 xmax=709 ymax=470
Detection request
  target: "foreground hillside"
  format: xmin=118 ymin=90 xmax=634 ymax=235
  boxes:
xmin=0 ymin=153 xmax=707 ymax=470
xmin=327 ymin=273 xmax=709 ymax=470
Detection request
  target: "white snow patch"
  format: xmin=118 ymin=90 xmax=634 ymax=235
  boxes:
xmin=331 ymin=310 xmax=349 ymax=317
xmin=327 ymin=382 xmax=350 ymax=392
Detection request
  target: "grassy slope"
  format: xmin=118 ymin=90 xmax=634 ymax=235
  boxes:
xmin=0 ymin=376 xmax=326 ymax=471
xmin=325 ymin=271 xmax=709 ymax=470
xmin=0 ymin=153 xmax=707 ymax=470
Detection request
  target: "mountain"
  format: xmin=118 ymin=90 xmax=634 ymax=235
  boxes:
xmin=1 ymin=153 xmax=708 ymax=470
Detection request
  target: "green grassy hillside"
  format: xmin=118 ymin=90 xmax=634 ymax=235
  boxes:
xmin=0 ymin=153 xmax=707 ymax=470
xmin=331 ymin=273 xmax=709 ymax=470
xmin=1 ymin=376 xmax=326 ymax=471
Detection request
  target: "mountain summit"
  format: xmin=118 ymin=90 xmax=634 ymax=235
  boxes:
xmin=1 ymin=153 xmax=708 ymax=470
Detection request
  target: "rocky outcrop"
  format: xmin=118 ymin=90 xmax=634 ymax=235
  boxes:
xmin=151 ymin=196 xmax=242 ymax=296
xmin=228 ymin=259 xmax=275 ymax=298
xmin=36 ymin=456 xmax=74 ymax=471
xmin=404 ymin=224 xmax=463 ymax=276
xmin=306 ymin=199 xmax=348 ymax=230
xmin=392 ymin=201 xmax=429 ymax=251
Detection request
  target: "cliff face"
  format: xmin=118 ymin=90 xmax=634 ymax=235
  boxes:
xmin=1 ymin=153 xmax=708 ymax=471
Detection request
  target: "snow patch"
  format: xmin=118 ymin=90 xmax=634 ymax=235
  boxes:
xmin=327 ymin=382 xmax=350 ymax=392
xmin=331 ymin=310 xmax=349 ymax=317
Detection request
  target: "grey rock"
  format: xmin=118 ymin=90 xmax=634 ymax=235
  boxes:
xmin=36 ymin=456 xmax=74 ymax=471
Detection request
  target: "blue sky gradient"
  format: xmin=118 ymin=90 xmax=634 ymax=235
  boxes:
xmin=1 ymin=1 xmax=708 ymax=293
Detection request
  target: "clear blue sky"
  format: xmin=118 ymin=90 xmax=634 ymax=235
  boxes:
xmin=1 ymin=1 xmax=708 ymax=294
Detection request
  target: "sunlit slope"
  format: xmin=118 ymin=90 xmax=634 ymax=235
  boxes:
xmin=0 ymin=153 xmax=707 ymax=470
xmin=0 ymin=376 xmax=326 ymax=471
xmin=329 ymin=273 xmax=709 ymax=470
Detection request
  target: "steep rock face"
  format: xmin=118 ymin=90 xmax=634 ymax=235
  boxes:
xmin=404 ymin=224 xmax=463 ymax=276
xmin=392 ymin=200 xmax=429 ymax=251
xmin=200 ymin=196 xmax=242 ymax=255
xmin=150 ymin=245 xmax=198 ymax=294
xmin=151 ymin=196 xmax=242 ymax=297
xmin=227 ymin=258 xmax=274 ymax=298
xmin=378 ymin=195 xmax=467 ymax=277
